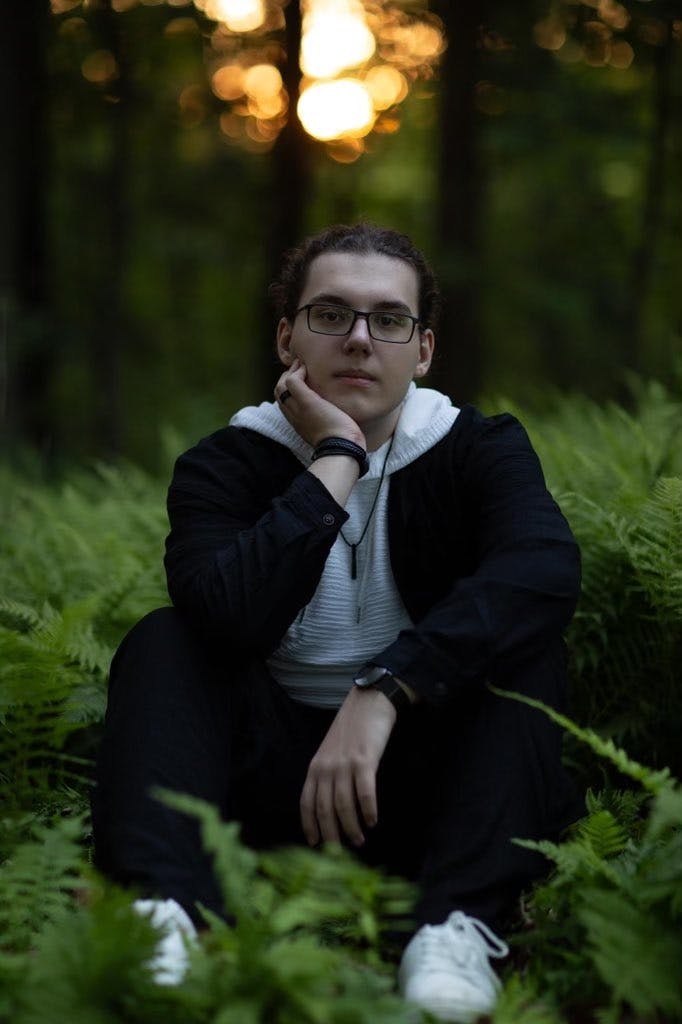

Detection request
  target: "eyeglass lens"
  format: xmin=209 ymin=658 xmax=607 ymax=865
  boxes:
xmin=307 ymin=304 xmax=414 ymax=343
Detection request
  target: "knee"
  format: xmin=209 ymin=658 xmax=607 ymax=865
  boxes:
xmin=108 ymin=606 xmax=214 ymax=702
xmin=114 ymin=606 xmax=198 ymax=661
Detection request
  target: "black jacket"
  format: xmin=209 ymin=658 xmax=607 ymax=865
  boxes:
xmin=164 ymin=405 xmax=581 ymax=705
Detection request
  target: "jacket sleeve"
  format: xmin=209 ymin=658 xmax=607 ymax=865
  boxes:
xmin=164 ymin=428 xmax=348 ymax=655
xmin=377 ymin=413 xmax=581 ymax=704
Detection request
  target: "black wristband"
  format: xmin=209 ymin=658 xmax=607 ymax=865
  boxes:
xmin=371 ymin=674 xmax=412 ymax=713
xmin=311 ymin=437 xmax=369 ymax=478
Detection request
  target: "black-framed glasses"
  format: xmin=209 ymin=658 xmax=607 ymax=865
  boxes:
xmin=296 ymin=303 xmax=421 ymax=344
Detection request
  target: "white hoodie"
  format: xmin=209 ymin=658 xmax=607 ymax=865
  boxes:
xmin=229 ymin=383 xmax=459 ymax=708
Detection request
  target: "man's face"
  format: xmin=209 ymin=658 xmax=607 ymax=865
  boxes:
xmin=276 ymin=252 xmax=434 ymax=444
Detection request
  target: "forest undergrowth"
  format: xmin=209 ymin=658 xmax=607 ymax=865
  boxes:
xmin=1 ymin=381 xmax=681 ymax=1023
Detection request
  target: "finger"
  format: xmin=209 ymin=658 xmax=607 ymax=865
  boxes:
xmin=274 ymin=369 xmax=292 ymax=401
xmin=315 ymin=777 xmax=341 ymax=845
xmin=300 ymin=776 xmax=320 ymax=847
xmin=333 ymin=773 xmax=365 ymax=847
xmin=286 ymin=364 xmax=307 ymax=388
xmin=354 ymin=765 xmax=378 ymax=830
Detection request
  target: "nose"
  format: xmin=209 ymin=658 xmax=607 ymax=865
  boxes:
xmin=343 ymin=312 xmax=373 ymax=353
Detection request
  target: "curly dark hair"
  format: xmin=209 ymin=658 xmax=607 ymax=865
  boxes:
xmin=269 ymin=222 xmax=441 ymax=331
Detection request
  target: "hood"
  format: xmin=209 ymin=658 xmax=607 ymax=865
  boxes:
xmin=229 ymin=382 xmax=459 ymax=476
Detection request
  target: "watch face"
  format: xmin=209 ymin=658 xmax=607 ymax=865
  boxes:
xmin=354 ymin=665 xmax=389 ymax=688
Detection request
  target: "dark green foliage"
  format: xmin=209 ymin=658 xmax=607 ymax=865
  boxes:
xmin=0 ymin=461 xmax=167 ymax=821
xmin=0 ymin=794 xmax=416 ymax=1024
xmin=500 ymin=690 xmax=682 ymax=1022
xmin=508 ymin=380 xmax=682 ymax=780
xmin=0 ymin=813 xmax=86 ymax=953
xmin=160 ymin=790 xmax=414 ymax=956
xmin=157 ymin=790 xmax=416 ymax=1023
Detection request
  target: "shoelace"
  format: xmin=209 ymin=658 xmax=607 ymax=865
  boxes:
xmin=416 ymin=912 xmax=509 ymax=974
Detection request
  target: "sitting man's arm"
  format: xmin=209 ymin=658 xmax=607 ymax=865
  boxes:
xmin=376 ymin=411 xmax=581 ymax=704
xmin=164 ymin=359 xmax=366 ymax=656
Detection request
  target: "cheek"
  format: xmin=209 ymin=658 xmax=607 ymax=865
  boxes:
xmin=385 ymin=355 xmax=418 ymax=389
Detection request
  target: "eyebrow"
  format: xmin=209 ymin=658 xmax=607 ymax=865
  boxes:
xmin=307 ymin=292 xmax=414 ymax=314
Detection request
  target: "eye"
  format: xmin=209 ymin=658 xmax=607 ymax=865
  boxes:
xmin=375 ymin=312 xmax=408 ymax=329
xmin=314 ymin=305 xmax=353 ymax=324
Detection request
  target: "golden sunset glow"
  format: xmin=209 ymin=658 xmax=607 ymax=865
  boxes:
xmin=300 ymin=0 xmax=376 ymax=79
xmin=211 ymin=63 xmax=245 ymax=100
xmin=57 ymin=0 xmax=445 ymax=153
xmin=244 ymin=63 xmax=283 ymax=103
xmin=364 ymin=65 xmax=407 ymax=109
xmin=197 ymin=0 xmax=265 ymax=33
xmin=295 ymin=0 xmax=443 ymax=146
xmin=298 ymin=79 xmax=374 ymax=140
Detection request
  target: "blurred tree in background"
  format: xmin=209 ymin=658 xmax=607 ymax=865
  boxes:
xmin=1 ymin=0 xmax=680 ymax=467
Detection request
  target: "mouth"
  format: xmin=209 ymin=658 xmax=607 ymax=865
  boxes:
xmin=333 ymin=369 xmax=376 ymax=382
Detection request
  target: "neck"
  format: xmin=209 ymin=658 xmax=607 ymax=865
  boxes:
xmin=362 ymin=407 xmax=402 ymax=452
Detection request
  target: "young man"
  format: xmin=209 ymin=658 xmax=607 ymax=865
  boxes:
xmin=93 ymin=223 xmax=581 ymax=1022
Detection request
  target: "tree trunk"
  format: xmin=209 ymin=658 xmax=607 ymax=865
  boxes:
xmin=256 ymin=0 xmax=313 ymax=399
xmin=0 ymin=0 xmax=53 ymax=455
xmin=622 ymin=19 xmax=675 ymax=386
xmin=88 ymin=0 xmax=133 ymax=457
xmin=432 ymin=2 xmax=484 ymax=404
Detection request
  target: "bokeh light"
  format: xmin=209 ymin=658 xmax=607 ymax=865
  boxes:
xmin=197 ymin=0 xmax=265 ymax=33
xmin=53 ymin=0 xmax=445 ymax=154
xmin=364 ymin=65 xmax=407 ymax=109
xmin=609 ymin=40 xmax=635 ymax=69
xmin=534 ymin=17 xmax=567 ymax=52
xmin=81 ymin=50 xmax=119 ymax=85
xmin=598 ymin=0 xmax=629 ymax=32
xmin=300 ymin=0 xmax=376 ymax=79
xmin=212 ymin=64 xmax=245 ymax=100
xmin=298 ymin=79 xmax=374 ymax=140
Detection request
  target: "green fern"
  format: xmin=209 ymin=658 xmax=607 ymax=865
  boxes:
xmin=492 ymin=975 xmax=562 ymax=1024
xmin=507 ymin=382 xmax=682 ymax=778
xmin=157 ymin=789 xmax=414 ymax=956
xmin=1 ymin=462 xmax=169 ymax=822
xmin=505 ymin=690 xmax=682 ymax=1021
xmin=489 ymin=686 xmax=675 ymax=795
xmin=0 ymin=814 xmax=86 ymax=953
xmin=578 ymin=888 xmax=682 ymax=1017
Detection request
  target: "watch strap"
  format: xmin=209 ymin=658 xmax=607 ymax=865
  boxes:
xmin=367 ymin=674 xmax=412 ymax=713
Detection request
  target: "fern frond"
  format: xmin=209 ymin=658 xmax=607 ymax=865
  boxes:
xmin=0 ymin=815 xmax=87 ymax=953
xmin=489 ymin=687 xmax=675 ymax=794
xmin=624 ymin=477 xmax=682 ymax=619
xmin=0 ymin=599 xmax=43 ymax=633
xmin=576 ymin=810 xmax=628 ymax=860
xmin=578 ymin=888 xmax=682 ymax=1017
xmin=493 ymin=975 xmax=562 ymax=1024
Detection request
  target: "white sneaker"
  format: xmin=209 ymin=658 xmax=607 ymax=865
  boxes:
xmin=133 ymin=898 xmax=198 ymax=985
xmin=398 ymin=911 xmax=509 ymax=1022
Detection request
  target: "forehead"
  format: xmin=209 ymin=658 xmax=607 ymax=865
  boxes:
xmin=300 ymin=252 xmax=419 ymax=310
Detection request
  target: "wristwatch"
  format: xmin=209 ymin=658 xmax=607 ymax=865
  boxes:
xmin=353 ymin=665 xmax=412 ymax=713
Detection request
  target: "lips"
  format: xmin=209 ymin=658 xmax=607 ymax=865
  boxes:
xmin=333 ymin=369 xmax=376 ymax=381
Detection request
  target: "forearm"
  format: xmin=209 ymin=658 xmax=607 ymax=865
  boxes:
xmin=165 ymin=470 xmax=348 ymax=652
xmin=378 ymin=537 xmax=581 ymax=704
xmin=307 ymin=454 xmax=360 ymax=506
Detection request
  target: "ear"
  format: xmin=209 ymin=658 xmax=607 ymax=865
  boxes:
xmin=413 ymin=328 xmax=435 ymax=379
xmin=276 ymin=317 xmax=295 ymax=366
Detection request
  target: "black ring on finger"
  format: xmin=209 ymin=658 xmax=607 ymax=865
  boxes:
xmin=279 ymin=388 xmax=292 ymax=404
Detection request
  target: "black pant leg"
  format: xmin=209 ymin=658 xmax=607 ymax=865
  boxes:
xmin=361 ymin=637 xmax=582 ymax=932
xmin=91 ymin=607 xmax=331 ymax=926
